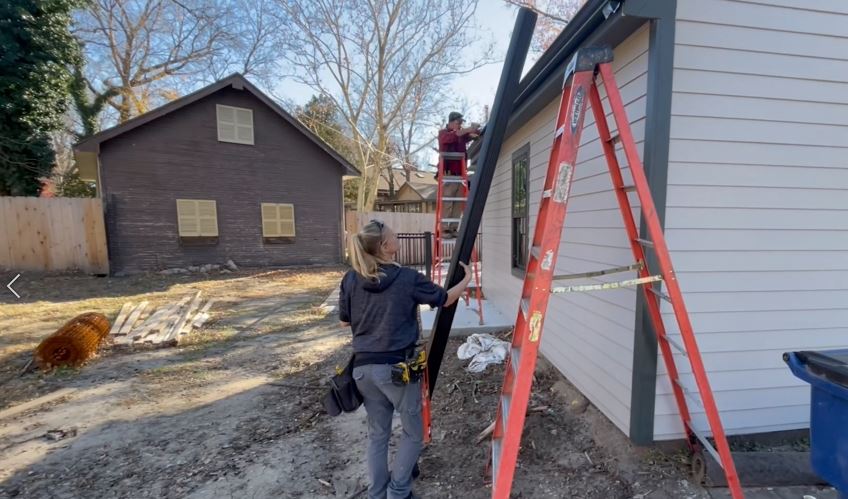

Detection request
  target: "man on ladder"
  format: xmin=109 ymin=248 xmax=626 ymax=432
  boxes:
xmin=437 ymin=111 xmax=480 ymax=239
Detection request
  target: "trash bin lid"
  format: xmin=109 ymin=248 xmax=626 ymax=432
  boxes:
xmin=795 ymin=349 xmax=848 ymax=389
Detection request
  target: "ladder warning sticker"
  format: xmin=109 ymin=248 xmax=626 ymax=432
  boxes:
xmin=540 ymin=250 xmax=554 ymax=271
xmin=528 ymin=311 xmax=543 ymax=342
xmin=570 ymin=86 xmax=585 ymax=133
xmin=553 ymin=162 xmax=573 ymax=203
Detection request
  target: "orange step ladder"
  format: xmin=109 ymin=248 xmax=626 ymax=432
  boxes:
xmin=489 ymin=46 xmax=744 ymax=499
xmin=433 ymin=151 xmax=484 ymax=325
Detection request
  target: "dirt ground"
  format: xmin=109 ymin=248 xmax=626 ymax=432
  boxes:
xmin=0 ymin=268 xmax=838 ymax=498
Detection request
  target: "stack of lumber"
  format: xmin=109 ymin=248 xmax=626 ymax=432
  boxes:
xmin=110 ymin=291 xmax=214 ymax=347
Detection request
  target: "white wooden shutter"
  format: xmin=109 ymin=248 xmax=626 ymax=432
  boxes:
xmin=177 ymin=199 xmax=218 ymax=237
xmin=217 ymin=104 xmax=253 ymax=145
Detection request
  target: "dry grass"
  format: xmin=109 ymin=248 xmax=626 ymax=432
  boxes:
xmin=0 ymin=266 xmax=345 ymax=383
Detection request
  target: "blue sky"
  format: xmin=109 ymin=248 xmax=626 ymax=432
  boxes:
xmin=272 ymin=2 xmax=538 ymax=170
xmin=275 ymin=2 xmax=524 ymax=122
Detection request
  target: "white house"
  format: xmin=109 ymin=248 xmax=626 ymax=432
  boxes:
xmin=476 ymin=0 xmax=848 ymax=444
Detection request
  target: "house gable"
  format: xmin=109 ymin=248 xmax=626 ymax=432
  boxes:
xmin=75 ymin=74 xmax=358 ymax=180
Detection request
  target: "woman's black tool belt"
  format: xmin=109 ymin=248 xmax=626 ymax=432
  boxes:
xmin=322 ymin=354 xmax=363 ymax=417
xmin=353 ymin=345 xmax=416 ymax=367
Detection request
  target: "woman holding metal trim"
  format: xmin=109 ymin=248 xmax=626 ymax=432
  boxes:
xmin=339 ymin=219 xmax=472 ymax=499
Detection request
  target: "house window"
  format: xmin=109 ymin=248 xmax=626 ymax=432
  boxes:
xmin=176 ymin=199 xmax=218 ymax=237
xmin=261 ymin=203 xmax=296 ymax=237
xmin=216 ymin=104 xmax=254 ymax=145
xmin=512 ymin=144 xmax=530 ymax=274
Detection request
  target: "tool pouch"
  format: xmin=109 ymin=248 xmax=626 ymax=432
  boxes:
xmin=322 ymin=354 xmax=363 ymax=416
xmin=391 ymin=364 xmax=408 ymax=386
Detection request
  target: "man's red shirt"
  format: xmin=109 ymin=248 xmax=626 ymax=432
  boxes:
xmin=438 ymin=128 xmax=475 ymax=175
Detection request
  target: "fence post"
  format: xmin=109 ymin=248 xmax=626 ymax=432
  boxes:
xmin=424 ymin=231 xmax=433 ymax=281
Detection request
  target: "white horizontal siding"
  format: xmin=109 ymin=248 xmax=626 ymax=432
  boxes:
xmin=481 ymin=25 xmax=650 ymax=436
xmin=656 ymin=0 xmax=848 ymax=440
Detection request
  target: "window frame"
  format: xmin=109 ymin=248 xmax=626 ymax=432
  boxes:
xmin=511 ymin=144 xmax=530 ymax=277
xmin=216 ymin=104 xmax=254 ymax=145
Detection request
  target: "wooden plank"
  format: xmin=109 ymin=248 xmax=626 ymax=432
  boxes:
xmin=84 ymin=199 xmax=109 ymax=274
xmin=128 ymin=304 xmax=174 ymax=342
xmin=119 ymin=301 xmax=149 ymax=335
xmin=178 ymin=292 xmax=204 ymax=336
xmin=0 ymin=388 xmax=77 ymax=420
xmin=109 ymin=302 xmax=135 ymax=336
xmin=53 ymin=198 xmax=71 ymax=271
xmin=0 ymin=198 xmax=14 ymax=267
xmin=191 ymin=300 xmax=216 ymax=329
xmin=144 ymin=296 xmax=191 ymax=344
xmin=166 ymin=292 xmax=202 ymax=344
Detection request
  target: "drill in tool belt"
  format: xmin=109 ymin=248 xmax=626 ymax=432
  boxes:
xmin=391 ymin=350 xmax=427 ymax=386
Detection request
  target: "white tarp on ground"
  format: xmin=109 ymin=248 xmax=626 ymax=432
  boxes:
xmin=457 ymin=333 xmax=510 ymax=373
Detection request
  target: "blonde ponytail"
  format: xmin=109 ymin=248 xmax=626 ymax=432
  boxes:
xmin=349 ymin=220 xmax=395 ymax=281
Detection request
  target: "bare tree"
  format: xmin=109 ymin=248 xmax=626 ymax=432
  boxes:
xmin=203 ymin=0 xmax=282 ymax=87
xmin=276 ymin=0 xmax=492 ymax=211
xmin=74 ymin=0 xmax=228 ymax=122
xmin=505 ymin=0 xmax=583 ymax=51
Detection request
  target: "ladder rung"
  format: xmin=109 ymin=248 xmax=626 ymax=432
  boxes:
xmin=530 ymin=245 xmax=541 ymax=261
xmin=553 ymin=262 xmax=641 ymax=281
xmin=440 ymin=218 xmax=462 ymax=223
xmin=690 ymin=425 xmax=723 ymax=470
xmin=542 ymin=189 xmax=553 ymax=199
xmin=492 ymin=437 xmax=502 ymax=483
xmin=501 ymin=394 xmax=511 ymax=426
xmin=663 ymin=334 xmax=688 ymax=357
xmin=551 ymin=275 xmax=662 ymax=294
xmin=439 ymin=152 xmax=465 ymax=159
xmin=442 ymin=197 xmax=467 ymax=202
xmin=647 ymin=286 xmax=672 ymax=303
xmin=520 ymin=298 xmax=530 ymax=318
xmin=674 ymin=378 xmax=704 ymax=409
xmin=555 ymin=125 xmax=565 ymax=138
xmin=511 ymin=346 xmax=520 ymax=376
xmin=635 ymin=238 xmax=654 ymax=248
xmin=622 ymin=185 xmax=636 ymax=192
xmin=606 ymin=133 xmax=621 ymax=144
xmin=442 ymin=177 xmax=466 ymax=183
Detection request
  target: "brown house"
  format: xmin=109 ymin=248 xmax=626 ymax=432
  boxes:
xmin=374 ymin=170 xmax=438 ymax=212
xmin=378 ymin=181 xmax=437 ymax=213
xmin=74 ymin=74 xmax=358 ymax=274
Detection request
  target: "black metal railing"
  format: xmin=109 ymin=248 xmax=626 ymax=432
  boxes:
xmin=395 ymin=232 xmax=483 ymax=281
xmin=396 ymin=232 xmax=433 ymax=279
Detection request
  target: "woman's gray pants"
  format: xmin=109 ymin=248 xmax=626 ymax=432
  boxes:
xmin=353 ymin=363 xmax=423 ymax=499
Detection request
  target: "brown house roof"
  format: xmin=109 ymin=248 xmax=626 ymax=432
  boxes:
xmin=378 ymin=169 xmax=437 ymax=192
xmin=403 ymin=182 xmax=438 ymax=201
xmin=74 ymin=73 xmax=359 ymax=176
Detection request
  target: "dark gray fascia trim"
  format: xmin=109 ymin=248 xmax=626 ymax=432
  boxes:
xmin=625 ymin=0 xmax=677 ymax=446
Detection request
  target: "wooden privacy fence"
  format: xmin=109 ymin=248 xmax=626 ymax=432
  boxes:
xmin=0 ymin=197 xmax=109 ymax=274
xmin=345 ymin=210 xmax=435 ymax=236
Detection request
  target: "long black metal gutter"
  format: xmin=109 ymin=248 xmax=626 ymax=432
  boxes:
xmin=425 ymin=8 xmax=536 ymax=395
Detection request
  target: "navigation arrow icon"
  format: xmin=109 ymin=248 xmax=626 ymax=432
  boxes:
xmin=7 ymin=274 xmax=20 ymax=299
